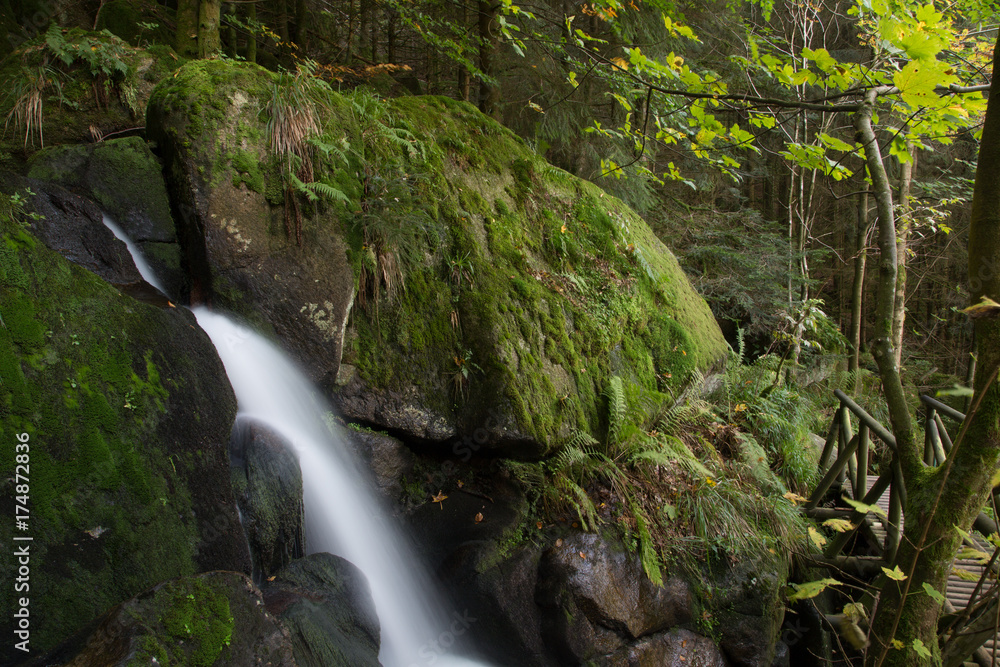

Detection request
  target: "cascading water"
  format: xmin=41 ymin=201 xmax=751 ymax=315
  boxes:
xmin=194 ymin=310 xmax=489 ymax=667
xmin=101 ymin=214 xmax=167 ymax=294
xmin=104 ymin=217 xmax=490 ymax=666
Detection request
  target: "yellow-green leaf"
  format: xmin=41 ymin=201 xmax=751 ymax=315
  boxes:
xmin=912 ymin=638 xmax=931 ymax=658
xmin=843 ymin=496 xmax=888 ymax=519
xmin=882 ymin=565 xmax=907 ymax=581
xmin=786 ymin=578 xmax=840 ymax=602
xmin=808 ymin=526 xmax=827 ymax=549
xmin=952 ymin=567 xmax=979 ymax=581
xmin=823 ymin=518 xmax=856 ymax=533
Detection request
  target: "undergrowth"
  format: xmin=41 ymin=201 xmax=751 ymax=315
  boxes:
xmin=506 ymin=368 xmax=809 ymax=585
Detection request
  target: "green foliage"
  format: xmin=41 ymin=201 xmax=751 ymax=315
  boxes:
xmin=2 ymin=26 xmax=140 ymax=147
xmin=714 ymin=345 xmax=821 ymax=492
xmin=521 ymin=373 xmax=805 ymax=585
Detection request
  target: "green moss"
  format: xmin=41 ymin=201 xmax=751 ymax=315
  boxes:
xmin=129 ymin=577 xmax=235 ymax=667
xmin=0 ymin=212 xmax=205 ymax=653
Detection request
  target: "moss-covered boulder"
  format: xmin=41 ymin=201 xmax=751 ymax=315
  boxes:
xmin=0 ymin=204 xmax=249 ymax=663
xmin=26 ymin=137 xmax=184 ymax=295
xmin=58 ymin=571 xmax=296 ymax=667
xmin=262 ymin=553 xmax=381 ymax=667
xmin=147 ymin=60 xmax=727 ymax=458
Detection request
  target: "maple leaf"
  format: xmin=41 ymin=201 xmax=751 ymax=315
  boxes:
xmin=432 ymin=490 xmax=448 ymax=509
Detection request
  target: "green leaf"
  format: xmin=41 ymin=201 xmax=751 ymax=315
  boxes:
xmin=921 ymin=582 xmax=946 ymax=603
xmin=808 ymin=526 xmax=827 ymax=549
xmin=786 ymin=578 xmax=840 ymax=602
xmin=882 ymin=565 xmax=907 ymax=581
xmin=818 ymin=133 xmax=855 ymax=152
xmin=912 ymin=638 xmax=931 ymax=658
xmin=843 ymin=496 xmax=888 ymax=519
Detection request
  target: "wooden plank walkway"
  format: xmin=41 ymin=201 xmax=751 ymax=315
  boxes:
xmin=849 ymin=477 xmax=998 ymax=663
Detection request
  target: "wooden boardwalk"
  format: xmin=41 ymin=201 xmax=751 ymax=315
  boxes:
xmin=851 ymin=476 xmax=998 ymax=664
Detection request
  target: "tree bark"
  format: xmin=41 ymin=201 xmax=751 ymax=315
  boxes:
xmin=198 ymin=0 xmax=222 ymax=58
xmin=176 ymin=0 xmax=199 ymax=58
xmin=245 ymin=0 xmax=257 ymax=64
xmin=892 ymin=143 xmax=916 ymax=369
xmin=477 ymin=0 xmax=500 ymax=117
xmin=850 ymin=188 xmax=870 ymax=390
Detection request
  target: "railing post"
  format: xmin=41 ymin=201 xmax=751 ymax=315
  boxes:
xmin=807 ymin=434 xmax=860 ymax=510
xmin=886 ymin=458 xmax=904 ymax=563
xmin=838 ymin=407 xmax=853 ymax=491
xmin=818 ymin=411 xmax=840 ymax=473
xmin=856 ymin=424 xmax=869 ymax=500
xmin=924 ymin=406 xmax=936 ymax=465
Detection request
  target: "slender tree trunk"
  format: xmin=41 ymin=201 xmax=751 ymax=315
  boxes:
xmin=295 ymin=0 xmax=308 ymax=49
xmin=176 ymin=0 xmax=199 ymax=58
xmin=223 ymin=2 xmax=236 ymax=58
xmin=477 ymin=0 xmax=500 ymax=117
xmin=892 ymin=144 xmax=916 ymax=369
xmin=850 ymin=189 xmax=870 ymax=388
xmin=245 ymin=1 xmax=257 ymax=63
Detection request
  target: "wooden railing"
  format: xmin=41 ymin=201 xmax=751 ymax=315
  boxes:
xmin=806 ymin=390 xmax=995 ymax=562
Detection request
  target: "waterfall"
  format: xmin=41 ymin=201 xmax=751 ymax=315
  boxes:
xmin=103 ymin=215 xmax=490 ymax=666
xmin=101 ymin=214 xmax=167 ymax=294
xmin=194 ymin=310 xmax=488 ymax=667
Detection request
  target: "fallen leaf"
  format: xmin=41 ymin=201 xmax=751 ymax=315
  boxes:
xmin=457 ymin=480 xmax=464 ymax=488
xmin=267 ymin=575 xmax=276 ymax=582
xmin=536 ymin=521 xmax=544 ymax=529
xmin=783 ymin=491 xmax=809 ymax=505
xmin=555 ymin=538 xmax=563 ymax=547
xmin=475 ymin=512 xmax=484 ymax=523
xmin=579 ymin=551 xmax=586 ymax=559
xmin=432 ymin=490 xmax=448 ymax=509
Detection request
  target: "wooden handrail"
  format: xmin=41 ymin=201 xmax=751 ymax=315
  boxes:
xmin=833 ymin=389 xmax=897 ymax=451
xmin=920 ymin=393 xmax=967 ymax=423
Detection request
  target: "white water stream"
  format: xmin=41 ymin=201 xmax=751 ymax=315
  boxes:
xmin=195 ymin=310 xmax=489 ymax=667
xmin=101 ymin=214 xmax=167 ymax=294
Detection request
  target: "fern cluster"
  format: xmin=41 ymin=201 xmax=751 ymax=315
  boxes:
xmin=520 ymin=374 xmax=805 ymax=586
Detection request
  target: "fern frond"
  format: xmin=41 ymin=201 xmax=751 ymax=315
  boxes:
xmin=605 ymin=376 xmax=627 ymax=446
xmin=554 ymin=475 xmax=599 ymax=531
xmin=632 ymin=505 xmax=663 ymax=586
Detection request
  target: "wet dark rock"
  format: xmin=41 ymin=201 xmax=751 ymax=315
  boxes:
xmin=0 ymin=215 xmax=248 ymax=664
xmin=26 ymin=137 xmax=185 ymax=296
xmin=56 ymin=571 xmax=296 ymax=667
xmin=230 ymin=419 xmax=306 ymax=582
xmin=263 ymin=552 xmax=381 ymax=667
xmin=346 ymin=427 xmax=416 ymax=504
xmin=536 ymin=533 xmax=695 ymax=663
xmin=603 ymin=628 xmax=730 ymax=667
xmin=712 ymin=554 xmax=788 ymax=667
xmin=0 ymin=171 xmax=142 ymax=286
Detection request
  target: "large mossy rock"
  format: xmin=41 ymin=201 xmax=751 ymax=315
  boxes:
xmin=262 ymin=552 xmax=381 ymax=667
xmin=0 ymin=208 xmax=249 ymax=663
xmin=26 ymin=137 xmax=185 ymax=296
xmin=57 ymin=571 xmax=297 ymax=666
xmin=147 ymin=60 xmax=728 ymax=458
xmin=229 ymin=418 xmax=305 ymax=582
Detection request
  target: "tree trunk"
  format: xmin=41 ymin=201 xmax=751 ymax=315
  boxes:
xmin=477 ymin=0 xmax=500 ymax=117
xmin=176 ymin=0 xmax=199 ymax=58
xmin=866 ymin=33 xmax=1000 ymax=666
xmin=850 ymin=188 xmax=870 ymax=389
xmin=245 ymin=0 xmax=257 ymax=64
xmin=892 ymin=143 xmax=916 ymax=369
xmin=198 ymin=0 xmax=221 ymax=58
